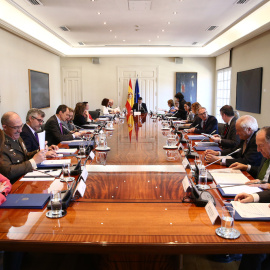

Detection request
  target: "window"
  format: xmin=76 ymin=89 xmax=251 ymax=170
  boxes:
xmin=216 ymin=68 xmax=231 ymax=123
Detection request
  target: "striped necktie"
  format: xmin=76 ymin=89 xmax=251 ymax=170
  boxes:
xmin=257 ymin=159 xmax=270 ymax=180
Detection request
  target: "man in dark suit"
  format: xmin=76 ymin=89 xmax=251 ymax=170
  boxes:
xmin=205 ymin=115 xmax=262 ymax=167
xmin=211 ymin=105 xmax=240 ymax=150
xmin=132 ymin=97 xmax=148 ymax=113
xmin=188 ymin=107 xmax=218 ymax=134
xmin=44 ymin=105 xmax=83 ymax=146
xmin=229 ymin=126 xmax=270 ymax=183
xmin=0 ymin=112 xmax=46 ymax=183
xmin=20 ymin=108 xmax=58 ymax=157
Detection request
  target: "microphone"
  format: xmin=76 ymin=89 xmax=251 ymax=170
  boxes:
xmin=203 ymin=181 xmax=262 ymax=191
xmin=62 ymin=124 xmax=73 ymax=134
xmin=184 ymin=124 xmax=199 ymax=133
xmin=204 ymin=148 xmax=241 ymax=168
xmin=201 ymin=130 xmax=217 ymax=137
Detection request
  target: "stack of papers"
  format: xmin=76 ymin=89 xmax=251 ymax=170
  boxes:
xmin=187 ymin=135 xmax=209 ymax=141
xmin=231 ymin=201 xmax=270 ymax=218
xmin=218 ymin=184 xmax=262 ymax=197
xmin=195 ymin=142 xmax=219 ymax=146
xmin=56 ymin=148 xmax=77 ymax=155
xmin=20 ymin=169 xmax=62 ymax=181
xmin=210 ymin=171 xmax=249 ymax=185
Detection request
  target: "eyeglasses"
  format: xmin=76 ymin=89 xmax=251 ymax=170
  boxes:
xmin=6 ymin=124 xmax=23 ymax=131
xmin=32 ymin=116 xmax=44 ymax=124
xmin=198 ymin=111 xmax=207 ymax=116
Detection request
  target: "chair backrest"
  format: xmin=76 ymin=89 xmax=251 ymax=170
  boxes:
xmin=89 ymin=110 xmax=100 ymax=120
xmin=218 ymin=123 xmax=225 ymax=135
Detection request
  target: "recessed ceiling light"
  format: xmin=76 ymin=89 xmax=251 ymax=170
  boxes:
xmin=123 ymin=39 xmax=125 ymax=42
xmin=162 ymin=29 xmax=165 ymax=32
xmin=115 ymin=36 xmax=117 ymax=38
xmin=167 ymin=22 xmax=171 ymax=25
xmin=173 ymin=11 xmax=177 ymax=15
xmin=97 ymin=12 xmax=101 ymax=15
xmin=157 ymin=35 xmax=159 ymax=38
xmin=109 ymin=29 xmax=112 ymax=32
xmin=149 ymin=40 xmax=151 ymax=42
xmin=103 ymin=22 xmax=107 ymax=25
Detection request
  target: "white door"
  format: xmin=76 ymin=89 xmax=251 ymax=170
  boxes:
xmin=62 ymin=68 xmax=82 ymax=109
xmin=118 ymin=66 xmax=158 ymax=112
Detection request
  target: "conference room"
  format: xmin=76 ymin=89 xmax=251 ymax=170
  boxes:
xmin=0 ymin=0 xmax=270 ymax=269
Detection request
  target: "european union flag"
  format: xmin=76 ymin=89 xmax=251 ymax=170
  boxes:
xmin=134 ymin=79 xmax=140 ymax=103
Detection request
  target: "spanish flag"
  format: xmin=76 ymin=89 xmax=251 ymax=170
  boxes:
xmin=125 ymin=79 xmax=134 ymax=114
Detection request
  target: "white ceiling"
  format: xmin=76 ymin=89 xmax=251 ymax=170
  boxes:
xmin=1 ymin=0 xmax=270 ymax=57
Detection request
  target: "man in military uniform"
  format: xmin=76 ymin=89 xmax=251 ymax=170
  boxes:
xmin=0 ymin=112 xmax=46 ymax=184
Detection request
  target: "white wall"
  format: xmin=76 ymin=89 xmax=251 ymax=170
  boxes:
xmin=0 ymin=29 xmax=61 ymax=123
xmin=60 ymin=57 xmax=216 ymax=114
xmin=231 ymin=31 xmax=270 ymax=127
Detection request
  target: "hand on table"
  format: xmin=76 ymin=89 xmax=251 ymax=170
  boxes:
xmin=229 ymin=162 xmax=248 ymax=171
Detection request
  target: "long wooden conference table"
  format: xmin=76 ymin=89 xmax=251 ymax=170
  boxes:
xmin=0 ymin=115 xmax=270 ymax=261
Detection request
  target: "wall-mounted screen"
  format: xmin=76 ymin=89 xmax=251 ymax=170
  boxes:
xmin=236 ymin=67 xmax=262 ymax=114
xmin=29 ymin=70 xmax=50 ymax=109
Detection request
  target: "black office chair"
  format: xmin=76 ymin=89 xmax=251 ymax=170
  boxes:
xmin=89 ymin=110 xmax=100 ymax=120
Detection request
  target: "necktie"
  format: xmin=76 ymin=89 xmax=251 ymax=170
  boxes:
xmin=34 ymin=132 xmax=39 ymax=143
xmin=60 ymin=123 xmax=63 ymax=134
xmin=257 ymin=159 xmax=270 ymax=180
xmin=223 ymin=124 xmax=229 ymax=137
xmin=203 ymin=121 xmax=206 ymax=129
xmin=242 ymin=140 xmax=247 ymax=154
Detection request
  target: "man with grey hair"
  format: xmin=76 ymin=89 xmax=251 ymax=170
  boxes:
xmin=20 ymin=108 xmax=58 ymax=157
xmin=188 ymin=107 xmax=218 ymax=134
xmin=0 ymin=111 xmax=46 ymax=183
xmin=230 ymin=126 xmax=270 ymax=184
xmin=205 ymin=115 xmax=262 ymax=167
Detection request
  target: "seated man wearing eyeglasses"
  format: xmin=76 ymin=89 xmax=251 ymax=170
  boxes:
xmin=0 ymin=112 xmax=46 ymax=184
xmin=188 ymin=107 xmax=218 ymax=135
xmin=20 ymin=108 xmax=58 ymax=157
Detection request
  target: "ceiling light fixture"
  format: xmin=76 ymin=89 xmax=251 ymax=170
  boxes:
xmin=167 ymin=22 xmax=171 ymax=25
xmin=173 ymin=12 xmax=177 ymax=15
xmin=103 ymin=22 xmax=107 ymax=25
xmin=110 ymin=29 xmax=112 ymax=32
xmin=97 ymin=12 xmax=101 ymax=15
xmin=162 ymin=29 xmax=165 ymax=32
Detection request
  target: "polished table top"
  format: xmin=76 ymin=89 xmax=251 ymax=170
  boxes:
xmin=0 ymin=115 xmax=270 ymax=254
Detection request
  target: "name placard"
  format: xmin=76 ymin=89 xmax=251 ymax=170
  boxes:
xmin=182 ymin=176 xmax=191 ymax=192
xmin=81 ymin=167 xmax=88 ymax=182
xmin=90 ymin=151 xmax=95 ymax=160
xmin=205 ymin=201 xmax=221 ymax=225
xmin=178 ymin=143 xmax=184 ymax=150
xmin=75 ymin=179 xmax=86 ymax=198
xmin=182 ymin=157 xmax=189 ymax=169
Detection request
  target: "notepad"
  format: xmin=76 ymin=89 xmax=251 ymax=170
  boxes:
xmin=37 ymin=159 xmax=71 ymax=168
xmin=217 ymin=184 xmax=262 ymax=197
xmin=56 ymin=149 xmax=77 ymax=155
xmin=0 ymin=194 xmax=50 ymax=209
xmin=211 ymin=172 xmax=249 ymax=185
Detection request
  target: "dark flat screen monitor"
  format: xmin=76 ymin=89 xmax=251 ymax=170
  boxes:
xmin=236 ymin=67 xmax=263 ymax=114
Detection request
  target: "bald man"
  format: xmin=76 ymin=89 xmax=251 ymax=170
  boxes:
xmin=0 ymin=112 xmax=46 ymax=183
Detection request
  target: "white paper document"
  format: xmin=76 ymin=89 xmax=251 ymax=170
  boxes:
xmin=23 ymin=170 xmax=62 ymax=178
xmin=195 ymin=142 xmax=218 ymax=146
xmin=20 ymin=177 xmax=55 ymax=182
xmin=219 ymin=184 xmax=262 ymax=195
xmin=38 ymin=131 xmax=46 ymax=150
xmin=86 ymin=165 xmax=185 ymax=173
xmin=40 ymin=159 xmax=71 ymax=165
xmin=231 ymin=201 xmax=270 ymax=218
xmin=56 ymin=149 xmax=77 ymax=154
xmin=211 ymin=172 xmax=249 ymax=185
xmin=60 ymin=140 xmax=83 ymax=144
xmin=209 ymin=168 xmax=242 ymax=174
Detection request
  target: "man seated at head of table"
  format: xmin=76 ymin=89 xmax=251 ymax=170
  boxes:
xmin=211 ymin=105 xmax=240 ymax=150
xmin=229 ymin=127 xmax=270 ymax=188
xmin=44 ymin=104 xmax=84 ymax=146
xmin=205 ymin=115 xmax=262 ymax=167
xmin=0 ymin=112 xmax=46 ymax=184
xmin=187 ymin=107 xmax=218 ymax=134
xmin=234 ymin=189 xmax=270 ymax=270
xmin=20 ymin=108 xmax=58 ymax=158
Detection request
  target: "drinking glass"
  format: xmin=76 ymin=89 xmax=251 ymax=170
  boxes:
xmin=195 ymin=154 xmax=203 ymax=170
xmin=61 ymin=163 xmax=74 ymax=182
xmin=197 ymin=166 xmax=209 ymax=190
xmin=96 ymin=151 xmax=107 ymax=165
xmin=166 ymin=134 xmax=177 ymax=146
xmin=106 ymin=121 xmax=113 ymax=129
xmin=50 ymin=190 xmax=62 ymax=216
xmin=98 ymin=134 xmax=107 ymax=148
xmin=166 ymin=149 xmax=180 ymax=161
xmin=216 ymin=206 xmax=240 ymax=239
xmin=162 ymin=121 xmax=169 ymax=129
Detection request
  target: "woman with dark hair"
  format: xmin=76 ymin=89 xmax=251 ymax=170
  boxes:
xmin=0 ymin=130 xmax=12 ymax=205
xmin=83 ymin=101 xmax=93 ymax=121
xmin=184 ymin=102 xmax=195 ymax=122
xmin=73 ymin=102 xmax=88 ymax=127
xmin=174 ymin=92 xmax=186 ymax=119
xmin=101 ymin=98 xmax=110 ymax=114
